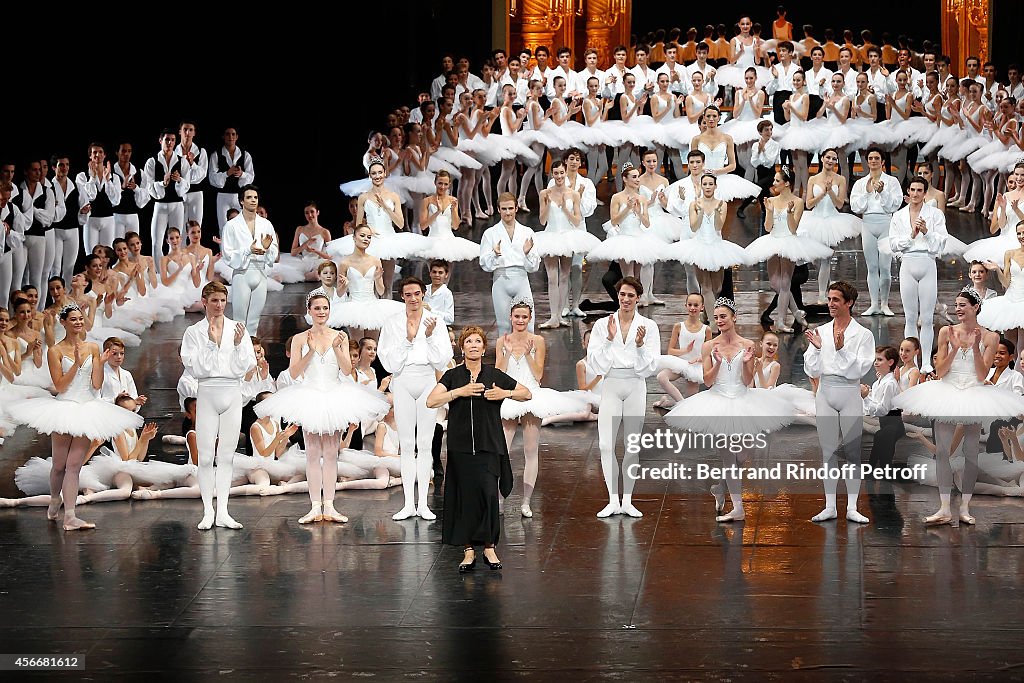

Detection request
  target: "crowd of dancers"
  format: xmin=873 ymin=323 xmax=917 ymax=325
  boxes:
xmin=3 ymin=10 xmax=1024 ymax=571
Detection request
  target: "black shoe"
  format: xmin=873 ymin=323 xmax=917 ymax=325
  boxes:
xmin=482 ymin=548 xmax=502 ymax=570
xmin=459 ymin=550 xmax=476 ymax=572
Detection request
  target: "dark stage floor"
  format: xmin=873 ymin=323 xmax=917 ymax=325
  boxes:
xmin=2 ymin=199 xmax=1023 ymax=681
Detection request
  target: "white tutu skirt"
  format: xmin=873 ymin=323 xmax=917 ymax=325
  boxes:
xmin=119 ymin=457 xmax=198 ymax=487
xmin=819 ymin=121 xmax=862 ymax=150
xmin=88 ymin=323 xmax=142 ymax=348
xmin=902 ymin=118 xmax=940 ymax=146
xmin=532 ymin=229 xmax=602 ymax=257
xmin=665 ymin=387 xmax=796 ymax=434
xmin=962 ymin=233 xmax=1020 ymax=264
xmin=894 ymin=380 xmax=1024 ymax=424
xmin=102 ymin=308 xmax=147 ymax=335
xmin=977 ymin=293 xmax=1024 ymax=331
xmin=920 ymin=125 xmax=961 ymax=157
xmin=646 ymin=210 xmax=686 ymax=242
xmin=269 ymin=259 xmax=306 ymax=284
xmin=330 ymin=298 xmax=405 ymax=330
xmin=16 ymin=456 xmax=109 ymax=496
xmin=656 ymin=354 xmax=704 ymax=383
xmin=232 ymin=448 xmax=306 ymax=482
xmin=254 ymin=381 xmax=389 ymax=435
xmin=664 ymin=119 xmax=701 ymax=148
xmin=416 ymin=236 xmax=481 ymax=262
xmin=500 ymin=386 xmax=588 ymax=420
xmin=940 ymin=134 xmax=987 ymax=162
xmin=776 ymin=121 xmax=828 ymax=153
xmin=720 ymin=118 xmax=763 ymax=145
xmin=938 ymin=234 xmax=969 ymax=258
xmin=1 ymin=383 xmax=50 ymax=403
xmin=496 ymin=135 xmax=543 ymax=165
xmin=427 ymin=154 xmax=461 ymax=179
xmin=587 ymin=231 xmax=675 ymax=264
xmin=671 ymin=238 xmax=752 ymax=270
xmin=457 ymin=136 xmax=503 ymax=166
xmin=6 ymin=395 xmax=143 ymax=440
xmin=966 ymin=139 xmax=1008 ymax=172
xmin=326 ymin=232 xmax=429 ymax=261
xmin=434 ymin=146 xmax=482 ymax=171
xmin=848 ymin=119 xmax=899 ymax=149
xmin=798 ymin=212 xmax=863 ymax=247
xmin=745 ymin=232 xmax=834 ymax=264
xmin=714 ymin=173 xmax=761 ymax=201
xmin=772 ymin=384 xmax=817 ymax=417
xmin=715 ymin=64 xmax=771 ymax=89
xmin=339 ymin=449 xmax=401 ymax=477
xmin=13 ymin=363 xmax=52 ymax=390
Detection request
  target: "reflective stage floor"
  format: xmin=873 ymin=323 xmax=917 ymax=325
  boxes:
xmin=2 ymin=201 xmax=1022 ymax=680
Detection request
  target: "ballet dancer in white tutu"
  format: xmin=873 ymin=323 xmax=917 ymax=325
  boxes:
xmin=895 ymin=287 xmax=1024 ymax=524
xmin=666 ymin=297 xmax=795 ymax=522
xmin=6 ymin=302 xmax=142 ymax=530
xmin=654 ymin=293 xmax=710 ymax=409
xmin=978 ymin=220 xmax=1024 ymax=354
xmin=255 ymin=289 xmax=390 ymax=524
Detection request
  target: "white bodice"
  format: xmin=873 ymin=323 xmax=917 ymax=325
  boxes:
xmin=299 ymin=343 xmax=344 ymax=389
xmin=787 ymin=95 xmax=809 ymax=127
xmin=616 ymin=210 xmax=646 ymax=237
xmin=734 ymin=92 xmax=761 ymax=121
xmin=1001 ymin=201 xmax=1024 ymax=236
xmin=710 ymin=349 xmax=749 ymax=399
xmin=698 ymin=141 xmax=728 ymax=170
xmin=809 ymin=183 xmax=842 ymax=217
xmin=544 ymin=195 xmax=578 ymax=232
xmin=345 ymin=267 xmax=378 ymax=303
xmin=639 ymin=184 xmax=669 ymax=217
xmin=693 ymin=211 xmax=721 ymax=243
xmin=505 ymin=348 xmax=540 ymax=389
xmin=944 ymin=341 xmax=985 ymax=390
xmin=299 ymin=232 xmax=324 ymax=252
xmin=771 ymin=209 xmax=796 ymax=235
xmin=18 ymin=337 xmax=38 ymax=373
xmin=58 ymin=354 xmax=97 ymax=403
xmin=676 ymin=322 xmax=706 ymax=361
xmin=732 ymin=37 xmax=756 ymax=68
xmin=364 ymin=197 xmax=398 ymax=236
xmin=1 ymin=345 xmax=16 ymax=387
xmin=889 ymin=92 xmax=912 ymax=120
xmin=753 ymin=360 xmax=779 ymax=388
xmin=427 ymin=204 xmax=456 ymax=238
xmin=379 ymin=422 xmax=400 ymax=455
xmin=1004 ymin=261 xmax=1024 ymax=301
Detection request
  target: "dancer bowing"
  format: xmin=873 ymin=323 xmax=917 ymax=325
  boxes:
xmin=888 ymin=176 xmax=949 ymax=373
xmin=850 ymin=147 xmax=902 ymax=316
xmin=480 ymin=194 xmax=541 ymax=336
xmin=221 ymin=185 xmax=278 ymax=336
xmin=803 ymin=281 xmax=876 ymax=523
xmin=180 ymin=282 xmax=255 ymax=530
xmin=533 ymin=159 xmax=599 ymax=328
xmin=895 ymin=287 xmax=1024 ymax=525
xmin=587 ymin=276 xmax=660 ymax=518
xmin=255 ymin=290 xmax=389 ymax=524
xmin=666 ymin=297 xmax=794 ymax=522
xmin=5 ymin=302 xmax=142 ymax=530
xmin=496 ymin=299 xmax=588 ymax=517
xmin=746 ymin=167 xmax=832 ymax=332
xmin=378 ymin=277 xmax=454 ymax=521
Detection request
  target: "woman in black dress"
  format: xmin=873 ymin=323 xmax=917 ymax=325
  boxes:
xmin=426 ymin=326 xmax=531 ymax=572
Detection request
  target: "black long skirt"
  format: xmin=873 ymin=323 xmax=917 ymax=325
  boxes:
xmin=442 ymin=450 xmax=502 ymax=547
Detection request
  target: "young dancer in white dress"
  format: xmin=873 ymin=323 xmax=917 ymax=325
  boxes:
xmin=255 ymin=290 xmax=389 ymax=524
xmin=978 ymin=221 xmax=1024 ymax=354
xmin=333 ymin=224 xmax=404 ymax=340
xmin=586 ymin=276 xmax=660 ymax=518
xmin=817 ymin=74 xmax=858 ymax=181
xmin=895 ymin=287 xmax=1024 ymax=524
xmin=721 ymin=68 xmax=768 ymax=179
xmin=800 ymin=149 xmax=861 ymax=303
xmin=654 ymin=293 xmax=710 ymax=409
xmin=803 ymin=281 xmax=876 ymax=523
xmin=6 ymin=302 xmax=142 ymax=530
xmin=666 ymin=298 xmax=794 ymax=522
xmin=288 ymin=201 xmax=332 ymax=281
xmin=747 ymin=167 xmax=833 ymax=332
xmin=692 ymin=106 xmax=760 ymax=202
xmin=964 ymin=164 xmax=1024 ymax=264
xmin=532 ymin=159 xmax=598 ymax=328
xmin=497 ymin=299 xmax=586 ymax=517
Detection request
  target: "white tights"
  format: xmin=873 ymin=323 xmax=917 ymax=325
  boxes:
xmin=0 ymin=251 xmax=11 ymax=306
xmin=491 ymin=269 xmax=533 ymax=336
xmin=151 ymin=202 xmax=184 ymax=270
xmin=814 ymin=378 xmax=864 ymax=513
xmin=696 ymin=268 xmax=724 ymax=313
xmin=51 ymin=229 xmax=79 ymax=283
xmin=497 ymin=160 xmax=518 ymax=198
xmin=391 ymin=365 xmax=438 ymax=513
xmin=84 ymin=216 xmax=115 ymax=254
xmin=113 ymin=213 xmax=140 ymax=239
xmin=586 ymin=147 xmax=608 ymax=187
xmin=50 ymin=433 xmax=91 ymax=525
xmin=231 ymin=265 xmax=268 ymax=336
xmin=543 ymin=256 xmax=571 ymax=323
xmin=503 ymin=416 xmax=541 ymax=506
xmin=24 ymin=234 xmax=55 ymax=309
xmin=304 ymin=431 xmax=340 ymax=505
xmin=184 ymin=192 xmax=204 ymax=228
xmin=597 ymin=374 xmax=646 ymax=503
xmin=899 ymin=256 xmax=937 ymax=367
xmin=934 ymin=421 xmax=980 ymax=503
xmin=860 ymin=214 xmax=892 ymax=309
xmin=768 ymin=256 xmax=798 ymax=326
xmin=195 ymin=383 xmax=243 ymax=525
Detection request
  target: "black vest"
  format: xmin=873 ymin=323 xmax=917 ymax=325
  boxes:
xmin=215 ymin=147 xmax=244 ymax=194
xmin=113 ymin=167 xmax=142 ymax=215
xmin=52 ymin=181 xmax=79 ymax=229
xmin=0 ymin=205 xmax=10 ymax=255
xmin=24 ymin=184 xmax=52 ymax=236
xmin=154 ymin=154 xmax=184 ymax=203
xmin=89 ymin=178 xmax=115 ymax=218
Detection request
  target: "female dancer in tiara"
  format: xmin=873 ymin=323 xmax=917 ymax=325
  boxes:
xmin=673 ymin=173 xmax=751 ymax=307
xmin=6 ymin=302 xmax=142 ymax=530
xmin=332 ymin=224 xmax=404 ymax=342
xmin=418 ymin=170 xmax=480 ymax=264
xmin=666 ymin=297 xmax=794 ymax=522
xmin=746 ymin=167 xmax=832 ymax=333
xmin=288 ymin=201 xmax=333 ymax=281
xmin=978 ymin=220 xmax=1024 ymax=355
xmin=895 ymin=287 xmax=1024 ymax=524
xmin=587 ymin=276 xmax=660 ymax=518
xmin=255 ymin=289 xmax=389 ymax=524
xmin=532 ymin=159 xmax=599 ymax=328
xmin=800 ymin=148 xmax=861 ymax=304
xmin=586 ymin=163 xmax=666 ymax=280
xmin=497 ymin=299 xmax=587 ymax=517
xmin=654 ymin=292 xmax=710 ymax=409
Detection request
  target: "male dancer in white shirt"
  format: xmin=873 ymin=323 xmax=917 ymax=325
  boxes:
xmin=0 ymin=181 xmax=27 ymax=302
xmin=176 ymin=121 xmax=209 ymax=230
xmin=479 ymin=193 xmax=540 ymax=335
xmin=889 ymin=177 xmax=948 ymax=372
xmin=209 ymin=128 xmax=254 ymax=230
xmin=684 ymin=42 xmax=718 ymax=95
xmin=111 ymin=143 xmax=150 ymax=239
xmin=804 ymin=281 xmax=876 ymax=523
xmin=19 ymin=160 xmax=56 ymax=308
xmin=76 ymin=143 xmax=122 ymax=254
xmin=850 ymin=147 xmax=903 ymax=316
xmin=378 ymin=276 xmax=453 ymax=521
xmin=221 ymin=185 xmax=278 ymax=336
xmin=144 ymin=129 xmax=190 ymax=271
xmin=180 ymin=281 xmax=255 ymax=530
